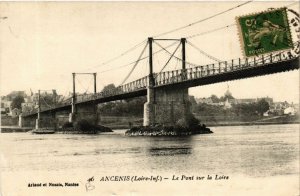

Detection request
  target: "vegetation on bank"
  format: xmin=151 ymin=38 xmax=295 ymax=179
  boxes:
xmin=98 ymin=96 xmax=146 ymax=117
xmin=125 ymin=124 xmax=212 ymax=136
xmin=97 ymin=93 xmax=294 ymax=128
xmin=125 ymin=113 xmax=213 ymax=136
xmin=59 ymin=120 xmax=112 ymax=134
xmin=11 ymin=95 xmax=25 ymax=110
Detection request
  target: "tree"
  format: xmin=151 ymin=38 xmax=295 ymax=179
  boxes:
xmin=11 ymin=95 xmax=25 ymax=110
xmin=256 ymin=99 xmax=269 ymax=116
xmin=98 ymin=96 xmax=146 ymax=116
xmin=101 ymin=83 xmax=123 ymax=96
xmin=102 ymin=84 xmax=117 ymax=92
xmin=210 ymin=95 xmax=220 ymax=103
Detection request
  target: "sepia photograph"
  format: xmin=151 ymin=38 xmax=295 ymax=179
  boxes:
xmin=0 ymin=1 xmax=299 ymax=195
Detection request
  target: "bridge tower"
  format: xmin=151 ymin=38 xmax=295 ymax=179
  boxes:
xmin=143 ymin=37 xmax=191 ymax=126
xmin=143 ymin=37 xmax=155 ymax=126
xmin=69 ymin=73 xmax=76 ymax=123
xmin=35 ymin=90 xmax=41 ymax=129
xmin=69 ymin=73 xmax=98 ymax=125
xmin=32 ymin=89 xmax=57 ymax=129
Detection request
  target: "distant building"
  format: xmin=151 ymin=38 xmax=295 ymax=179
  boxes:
xmin=267 ymin=101 xmax=299 ymax=116
xmin=0 ymin=103 xmax=7 ymax=114
xmin=0 ymin=100 xmax=12 ymax=115
xmin=263 ymin=111 xmax=270 ymax=116
xmin=284 ymin=107 xmax=296 ymax=116
xmin=224 ymin=85 xmax=232 ymax=97
xmin=224 ymin=98 xmax=232 ymax=109
xmin=270 ymin=101 xmax=289 ymax=111
xmin=195 ymin=97 xmax=213 ymax=105
xmin=192 ymin=84 xmax=298 ymax=117
xmin=235 ymin=98 xmax=257 ymax=104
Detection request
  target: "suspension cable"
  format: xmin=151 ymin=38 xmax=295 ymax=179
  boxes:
xmin=76 ymin=77 xmax=88 ymax=93
xmin=154 ymin=41 xmax=181 ymax=75
xmin=186 ymin=23 xmax=236 ymax=39
xmin=83 ymin=77 xmax=94 ymax=94
xmin=152 ymin=1 xmax=253 ymax=38
xmin=40 ymin=96 xmax=52 ymax=108
xmin=187 ymin=41 xmax=222 ymax=62
xmin=82 ymin=39 xmax=147 ymax=72
xmin=119 ymin=42 xmax=149 ymax=86
xmin=155 ymin=41 xmax=202 ymax=67
xmin=99 ymin=41 xmax=178 ymax=74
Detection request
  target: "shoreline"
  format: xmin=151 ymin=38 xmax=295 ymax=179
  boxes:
xmin=206 ymin=121 xmax=300 ymax=127
xmin=1 ymin=122 xmax=299 ymax=133
xmin=0 ymin=126 xmax=32 ymax=133
xmin=106 ymin=121 xmax=300 ymax=130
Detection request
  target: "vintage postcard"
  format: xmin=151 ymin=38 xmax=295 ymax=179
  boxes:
xmin=0 ymin=1 xmax=299 ymax=196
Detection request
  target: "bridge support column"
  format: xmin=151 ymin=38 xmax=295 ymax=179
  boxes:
xmin=144 ymin=87 xmax=190 ymax=126
xmin=69 ymin=97 xmax=76 ymax=123
xmin=35 ymin=119 xmax=41 ymax=129
xmin=19 ymin=115 xmax=36 ymax=128
xmin=69 ymin=103 xmax=98 ymax=125
xmin=69 ymin=113 xmax=75 ymax=123
xmin=144 ymin=37 xmax=156 ymax=126
xmin=143 ymin=85 xmax=156 ymax=126
xmin=35 ymin=113 xmax=56 ymax=129
xmin=18 ymin=115 xmax=24 ymax=127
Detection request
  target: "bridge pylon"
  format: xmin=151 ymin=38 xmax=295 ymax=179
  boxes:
xmin=143 ymin=37 xmax=191 ymax=126
xmin=69 ymin=72 xmax=98 ymax=125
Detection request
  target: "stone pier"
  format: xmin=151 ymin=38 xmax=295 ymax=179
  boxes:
xmin=19 ymin=113 xmax=56 ymax=129
xmin=69 ymin=102 xmax=98 ymax=125
xmin=35 ymin=112 xmax=56 ymax=129
xmin=143 ymin=86 xmax=190 ymax=126
xmin=19 ymin=115 xmax=36 ymax=128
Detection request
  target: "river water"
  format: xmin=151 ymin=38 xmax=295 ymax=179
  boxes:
xmin=0 ymin=124 xmax=299 ymax=195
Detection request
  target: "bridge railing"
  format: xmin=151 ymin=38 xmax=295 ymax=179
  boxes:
xmin=120 ymin=76 xmax=148 ymax=93
xmin=69 ymin=76 xmax=149 ymax=104
xmin=22 ymin=96 xmax=73 ymax=116
xmin=154 ymin=46 xmax=299 ymax=87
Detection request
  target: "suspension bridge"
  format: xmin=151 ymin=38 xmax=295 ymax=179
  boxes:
xmin=18 ymin=2 xmax=300 ymax=129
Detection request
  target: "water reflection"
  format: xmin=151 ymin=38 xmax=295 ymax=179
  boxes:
xmin=148 ymin=147 xmax=191 ymax=156
xmin=146 ymin=136 xmax=193 ymax=156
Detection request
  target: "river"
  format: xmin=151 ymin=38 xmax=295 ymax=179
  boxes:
xmin=0 ymin=124 xmax=299 ymax=195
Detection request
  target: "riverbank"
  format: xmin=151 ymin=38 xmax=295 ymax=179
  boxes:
xmin=0 ymin=126 xmax=32 ymax=133
xmin=98 ymin=115 xmax=300 ymax=129
xmin=207 ymin=121 xmax=300 ymax=127
xmin=1 ymin=115 xmax=298 ymax=133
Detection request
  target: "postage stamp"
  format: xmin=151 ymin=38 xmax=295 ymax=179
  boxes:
xmin=237 ymin=8 xmax=294 ymax=57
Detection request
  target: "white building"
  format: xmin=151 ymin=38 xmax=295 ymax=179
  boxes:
xmin=284 ymin=107 xmax=296 ymax=116
xmin=223 ymin=98 xmax=232 ymax=109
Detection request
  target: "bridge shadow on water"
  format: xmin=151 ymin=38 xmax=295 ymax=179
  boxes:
xmin=146 ymin=136 xmax=193 ymax=156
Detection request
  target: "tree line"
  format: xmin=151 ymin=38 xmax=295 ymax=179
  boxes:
xmin=8 ymin=84 xmax=269 ymax=118
xmin=98 ymin=84 xmax=270 ymax=118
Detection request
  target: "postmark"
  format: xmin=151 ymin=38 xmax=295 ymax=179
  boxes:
xmin=237 ymin=8 xmax=294 ymax=57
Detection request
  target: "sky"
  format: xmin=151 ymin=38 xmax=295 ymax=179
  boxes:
xmin=0 ymin=1 xmax=299 ymax=103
